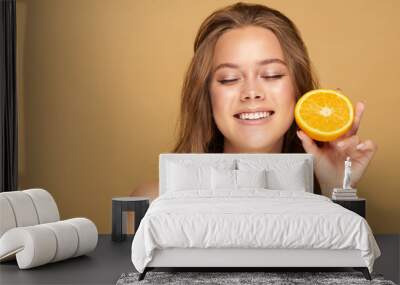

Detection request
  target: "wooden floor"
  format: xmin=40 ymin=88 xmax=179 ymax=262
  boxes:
xmin=0 ymin=235 xmax=398 ymax=285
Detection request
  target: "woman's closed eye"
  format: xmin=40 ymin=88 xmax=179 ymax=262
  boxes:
xmin=262 ymin=74 xmax=285 ymax=80
xmin=218 ymin=78 xmax=239 ymax=84
xmin=218 ymin=75 xmax=285 ymax=85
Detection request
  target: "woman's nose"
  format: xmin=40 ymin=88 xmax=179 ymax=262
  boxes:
xmin=240 ymin=88 xmax=265 ymax=102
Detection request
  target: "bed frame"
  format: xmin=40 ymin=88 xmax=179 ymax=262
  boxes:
xmin=138 ymin=153 xmax=372 ymax=281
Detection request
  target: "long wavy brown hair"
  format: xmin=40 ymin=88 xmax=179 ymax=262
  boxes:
xmin=172 ymin=2 xmax=321 ymax=192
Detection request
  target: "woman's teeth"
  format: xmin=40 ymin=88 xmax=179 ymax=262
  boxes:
xmin=238 ymin=111 xmax=273 ymax=120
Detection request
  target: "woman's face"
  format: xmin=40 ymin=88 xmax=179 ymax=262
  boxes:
xmin=209 ymin=25 xmax=296 ymax=153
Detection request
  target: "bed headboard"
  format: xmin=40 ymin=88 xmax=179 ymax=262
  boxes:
xmin=159 ymin=153 xmax=314 ymax=195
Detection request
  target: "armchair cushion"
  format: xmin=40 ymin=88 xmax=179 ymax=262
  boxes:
xmin=0 ymin=218 xmax=97 ymax=269
xmin=0 ymin=189 xmax=97 ymax=269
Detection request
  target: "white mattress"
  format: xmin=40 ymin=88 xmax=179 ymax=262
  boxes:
xmin=131 ymin=189 xmax=380 ymax=273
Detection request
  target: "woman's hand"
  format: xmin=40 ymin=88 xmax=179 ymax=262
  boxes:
xmin=296 ymin=101 xmax=378 ymax=197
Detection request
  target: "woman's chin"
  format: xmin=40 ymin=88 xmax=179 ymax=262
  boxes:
xmin=227 ymin=140 xmax=278 ymax=153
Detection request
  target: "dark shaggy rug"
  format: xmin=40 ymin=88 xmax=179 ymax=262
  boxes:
xmin=116 ymin=271 xmax=396 ymax=285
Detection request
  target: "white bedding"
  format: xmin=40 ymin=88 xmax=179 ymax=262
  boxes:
xmin=131 ymin=189 xmax=380 ymax=273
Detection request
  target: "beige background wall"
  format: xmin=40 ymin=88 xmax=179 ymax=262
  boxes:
xmin=16 ymin=0 xmax=400 ymax=234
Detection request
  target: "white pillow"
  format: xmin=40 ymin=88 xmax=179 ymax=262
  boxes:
xmin=211 ymin=168 xmax=236 ymax=190
xmin=166 ymin=162 xmax=211 ymax=191
xmin=211 ymin=168 xmax=268 ymax=190
xmin=236 ymin=169 xmax=267 ymax=188
xmin=237 ymin=159 xmax=308 ymax=191
xmin=266 ymin=164 xmax=307 ymax=191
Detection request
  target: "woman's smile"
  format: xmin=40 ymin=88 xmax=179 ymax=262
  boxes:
xmin=233 ymin=110 xmax=275 ymax=125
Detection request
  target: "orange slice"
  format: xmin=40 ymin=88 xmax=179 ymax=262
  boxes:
xmin=294 ymin=89 xmax=354 ymax=142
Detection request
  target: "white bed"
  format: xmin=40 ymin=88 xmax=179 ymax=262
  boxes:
xmin=131 ymin=153 xmax=380 ymax=281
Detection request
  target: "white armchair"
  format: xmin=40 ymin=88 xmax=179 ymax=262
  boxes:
xmin=0 ymin=189 xmax=98 ymax=269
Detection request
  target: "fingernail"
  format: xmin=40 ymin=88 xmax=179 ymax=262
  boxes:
xmin=337 ymin=141 xmax=345 ymax=148
xmin=356 ymin=143 xmax=365 ymax=150
xmin=297 ymin=130 xmax=303 ymax=139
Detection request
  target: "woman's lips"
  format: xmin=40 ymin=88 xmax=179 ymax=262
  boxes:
xmin=233 ymin=112 xmax=274 ymax=125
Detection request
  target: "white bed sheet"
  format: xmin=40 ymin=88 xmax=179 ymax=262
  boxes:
xmin=131 ymin=189 xmax=380 ymax=273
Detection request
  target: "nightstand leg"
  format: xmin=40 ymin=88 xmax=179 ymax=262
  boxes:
xmin=112 ymin=201 xmax=123 ymax=241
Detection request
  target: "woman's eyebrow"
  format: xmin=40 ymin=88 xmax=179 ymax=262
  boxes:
xmin=213 ymin=58 xmax=287 ymax=72
xmin=258 ymin=58 xmax=287 ymax=66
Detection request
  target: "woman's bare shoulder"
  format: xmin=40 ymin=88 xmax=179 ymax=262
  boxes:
xmin=130 ymin=180 xmax=159 ymax=200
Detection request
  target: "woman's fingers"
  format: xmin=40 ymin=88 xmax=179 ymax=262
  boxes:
xmin=346 ymin=101 xmax=365 ymax=137
xmin=336 ymin=135 xmax=377 ymax=159
xmin=296 ymin=130 xmax=322 ymax=157
xmin=354 ymin=139 xmax=378 ymax=153
xmin=336 ymin=135 xmax=361 ymax=150
xmin=336 ymin=135 xmax=362 ymax=158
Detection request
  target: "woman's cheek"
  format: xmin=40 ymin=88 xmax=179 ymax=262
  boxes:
xmin=274 ymin=79 xmax=296 ymax=123
xmin=211 ymin=91 xmax=230 ymax=127
xmin=210 ymin=88 xmax=237 ymax=133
